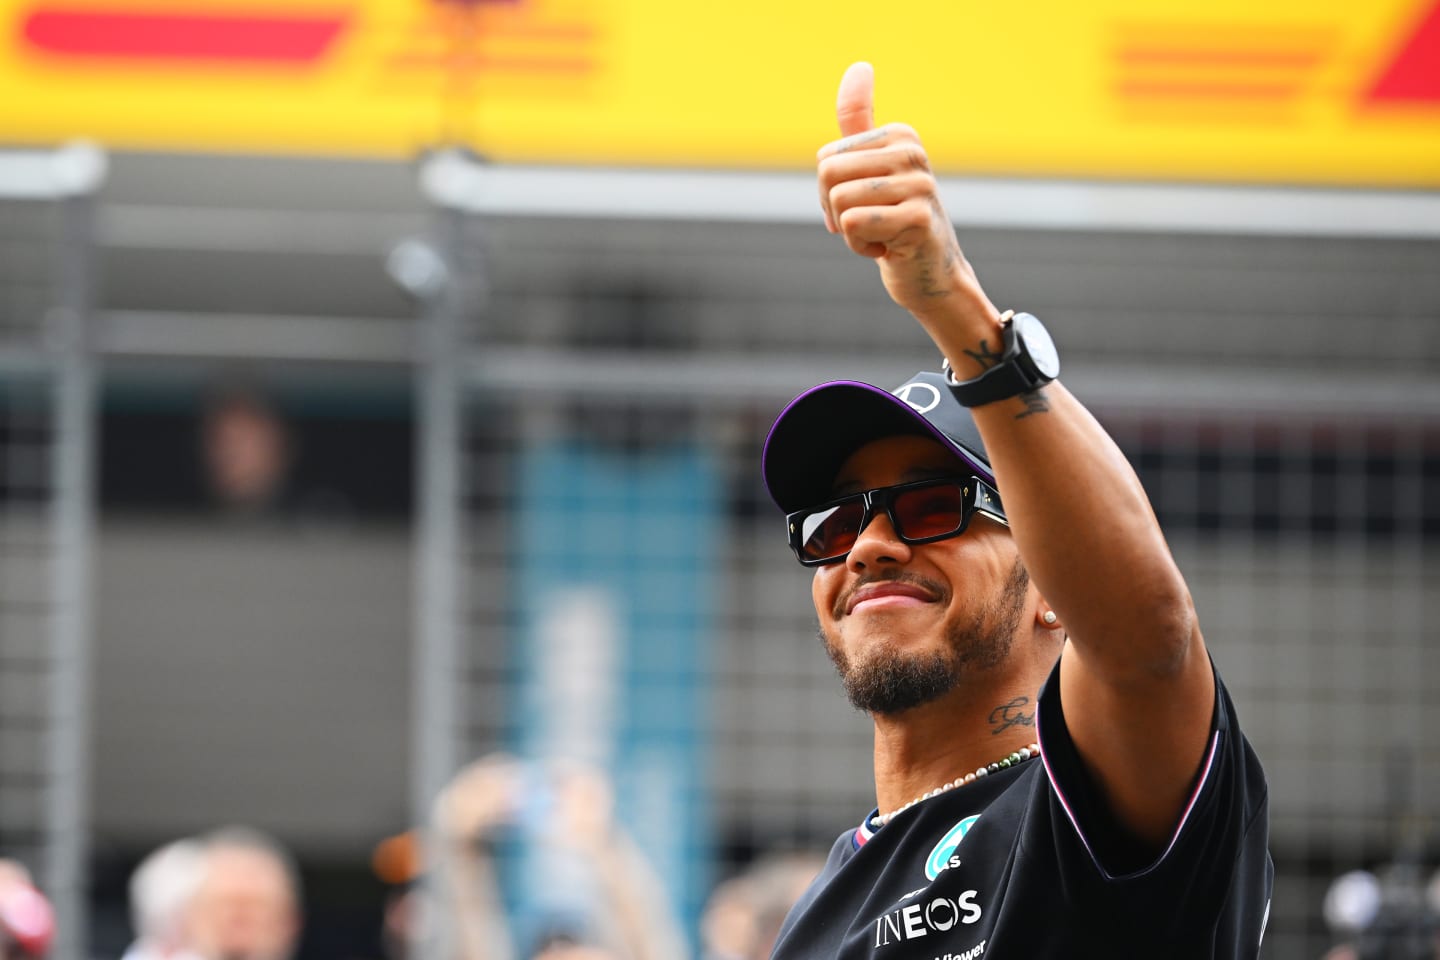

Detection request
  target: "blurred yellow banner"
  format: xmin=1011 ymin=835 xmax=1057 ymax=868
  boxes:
xmin=2 ymin=0 xmax=1439 ymax=185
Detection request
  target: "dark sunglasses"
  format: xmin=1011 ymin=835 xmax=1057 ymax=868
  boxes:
xmin=786 ymin=477 xmax=1007 ymax=566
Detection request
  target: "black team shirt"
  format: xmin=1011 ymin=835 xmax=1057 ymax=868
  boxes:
xmin=770 ymin=662 xmax=1272 ymax=959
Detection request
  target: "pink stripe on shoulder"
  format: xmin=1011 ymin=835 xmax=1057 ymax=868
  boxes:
xmin=1039 ymin=710 xmax=1223 ymax=881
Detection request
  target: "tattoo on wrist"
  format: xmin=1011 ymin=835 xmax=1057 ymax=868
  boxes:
xmin=988 ymin=696 xmax=1035 ymax=734
xmin=918 ymin=260 xmax=950 ymax=299
xmin=963 ymin=339 xmax=1003 ymax=371
xmin=1015 ymin=389 xmax=1050 ymax=420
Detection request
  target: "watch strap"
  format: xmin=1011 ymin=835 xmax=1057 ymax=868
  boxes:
xmin=943 ymin=311 xmax=1053 ymax=408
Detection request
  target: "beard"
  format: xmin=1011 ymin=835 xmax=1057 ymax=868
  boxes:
xmin=821 ymin=557 xmax=1030 ymax=716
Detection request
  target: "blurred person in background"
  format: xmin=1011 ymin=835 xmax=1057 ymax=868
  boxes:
xmin=761 ymin=63 xmax=1271 ymax=958
xmin=424 ymin=754 xmax=687 ymax=960
xmin=186 ymin=828 xmax=301 ymax=960
xmin=700 ymin=854 xmax=822 ymax=960
xmin=523 ymin=932 xmax=615 ymax=960
xmin=1320 ymin=858 xmax=1440 ymax=960
xmin=201 ymin=386 xmax=293 ymax=516
xmin=121 ymin=839 xmax=207 ymax=960
xmin=0 ymin=859 xmax=53 ymax=960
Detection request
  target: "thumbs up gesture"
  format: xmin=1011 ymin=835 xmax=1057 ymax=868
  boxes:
xmin=834 ymin=60 xmax=876 ymax=141
xmin=818 ymin=63 xmax=997 ymax=333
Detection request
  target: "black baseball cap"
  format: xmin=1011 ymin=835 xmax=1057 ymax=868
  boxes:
xmin=762 ymin=371 xmax=995 ymax=513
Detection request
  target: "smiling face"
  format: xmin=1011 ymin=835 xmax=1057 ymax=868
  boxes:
xmin=810 ymin=435 xmax=1031 ymax=715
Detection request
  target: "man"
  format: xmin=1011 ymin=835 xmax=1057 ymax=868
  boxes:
xmin=763 ymin=63 xmax=1272 ymax=958
xmin=186 ymin=828 xmax=301 ymax=960
xmin=121 ymin=839 xmax=207 ymax=960
xmin=200 ymin=387 xmax=292 ymax=515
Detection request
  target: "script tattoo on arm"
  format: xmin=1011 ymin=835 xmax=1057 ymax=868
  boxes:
xmin=987 ymin=695 xmax=1035 ymax=735
xmin=917 ymin=258 xmax=951 ymax=299
xmin=962 ymin=339 xmax=1004 ymax=371
xmin=1015 ymin=388 xmax=1050 ymax=420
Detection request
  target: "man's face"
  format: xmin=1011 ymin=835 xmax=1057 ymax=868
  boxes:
xmin=203 ymin=400 xmax=289 ymax=508
xmin=810 ymin=435 xmax=1030 ymax=715
xmin=187 ymin=848 xmax=297 ymax=960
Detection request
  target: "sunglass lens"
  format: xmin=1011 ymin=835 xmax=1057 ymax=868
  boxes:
xmin=892 ymin=483 xmax=966 ymax=540
xmin=798 ymin=499 xmax=866 ymax=562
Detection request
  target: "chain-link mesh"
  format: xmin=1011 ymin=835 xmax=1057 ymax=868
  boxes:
xmin=451 ymin=387 xmax=1436 ymax=958
xmin=0 ymin=188 xmax=63 ymax=882
xmin=2 ymin=172 xmax=1435 ymax=960
xmin=1120 ymin=412 xmax=1437 ymax=956
xmin=436 ymin=219 xmax=1439 ymax=960
xmin=0 ymin=175 xmax=96 ymax=960
xmin=0 ymin=378 xmax=54 ymax=879
xmin=0 ymin=198 xmax=61 ymax=346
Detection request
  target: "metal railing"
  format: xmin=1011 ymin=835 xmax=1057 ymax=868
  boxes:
xmin=0 ymin=143 xmax=105 ymax=960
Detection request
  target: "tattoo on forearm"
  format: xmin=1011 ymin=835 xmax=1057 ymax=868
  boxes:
xmin=1015 ymin=389 xmax=1050 ymax=420
xmin=988 ymin=696 xmax=1035 ymax=734
xmin=963 ymin=339 xmax=1003 ymax=370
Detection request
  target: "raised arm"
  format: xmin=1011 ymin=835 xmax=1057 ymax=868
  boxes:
xmin=818 ymin=62 xmax=1214 ymax=851
xmin=432 ymin=757 xmax=520 ymax=960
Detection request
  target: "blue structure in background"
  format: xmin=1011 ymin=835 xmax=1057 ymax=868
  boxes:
xmin=510 ymin=439 xmax=718 ymax=950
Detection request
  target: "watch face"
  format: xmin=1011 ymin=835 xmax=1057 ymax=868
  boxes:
xmin=1014 ymin=313 xmax=1060 ymax=379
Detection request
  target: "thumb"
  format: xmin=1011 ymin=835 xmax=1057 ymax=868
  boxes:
xmin=835 ymin=61 xmax=875 ymax=136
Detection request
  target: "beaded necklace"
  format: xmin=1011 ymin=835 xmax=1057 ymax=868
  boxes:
xmin=872 ymin=742 xmax=1041 ymax=827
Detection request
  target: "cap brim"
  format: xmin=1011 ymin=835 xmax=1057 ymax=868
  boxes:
xmin=762 ymin=380 xmax=994 ymax=513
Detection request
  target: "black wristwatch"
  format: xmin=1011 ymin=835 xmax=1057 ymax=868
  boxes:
xmin=944 ymin=311 xmax=1060 ymax=407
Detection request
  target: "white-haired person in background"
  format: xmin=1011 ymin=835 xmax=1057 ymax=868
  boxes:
xmin=121 ymin=839 xmax=207 ymax=960
xmin=124 ymin=828 xmax=301 ymax=960
xmin=186 ymin=828 xmax=302 ymax=960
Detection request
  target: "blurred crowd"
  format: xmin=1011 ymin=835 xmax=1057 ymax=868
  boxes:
xmin=1 ymin=756 xmax=822 ymax=960
xmin=6 ymin=381 xmax=821 ymax=960
xmin=3 ymin=825 xmax=300 ymax=960
xmin=388 ymin=754 xmax=821 ymax=960
xmin=10 ymin=754 xmax=1440 ymax=958
xmin=9 ymin=750 xmax=1440 ymax=959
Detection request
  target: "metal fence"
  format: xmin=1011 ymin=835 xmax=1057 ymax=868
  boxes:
xmin=437 ymin=370 xmax=1437 ymax=960
xmin=419 ymin=176 xmax=1440 ymax=959
xmin=0 ymin=145 xmax=102 ymax=960
xmin=0 ymin=145 xmax=1435 ymax=960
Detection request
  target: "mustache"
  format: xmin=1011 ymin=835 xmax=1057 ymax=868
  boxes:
xmin=833 ymin=570 xmax=948 ymax=620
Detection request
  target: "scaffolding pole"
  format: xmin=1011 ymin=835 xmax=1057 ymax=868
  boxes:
xmin=43 ymin=158 xmax=102 ymax=960
xmin=403 ymin=204 xmax=472 ymax=960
